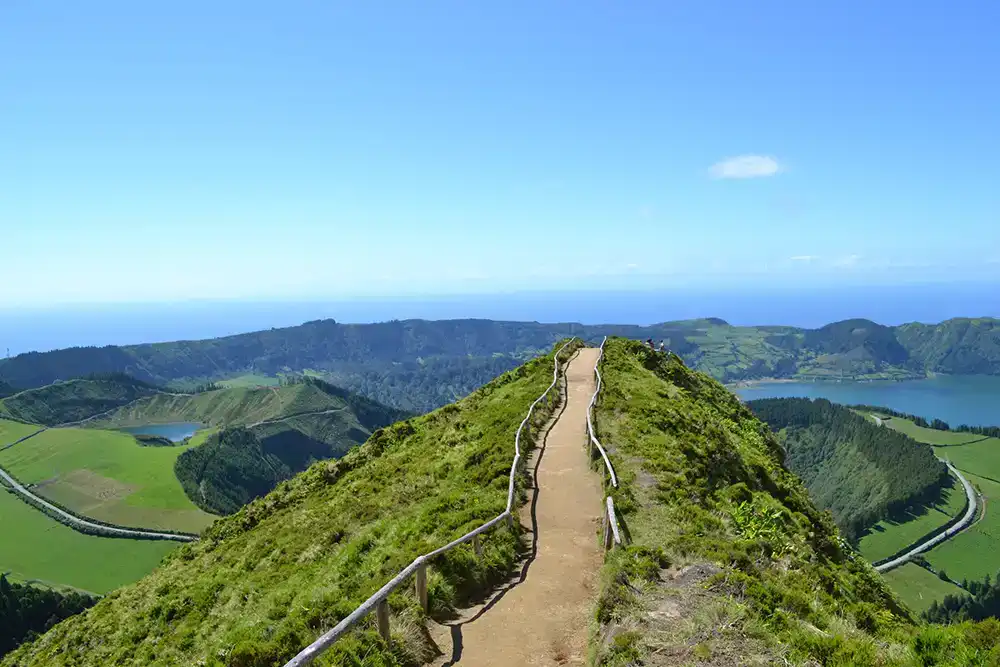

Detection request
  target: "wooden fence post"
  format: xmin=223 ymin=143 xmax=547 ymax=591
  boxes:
xmin=602 ymin=510 xmax=612 ymax=551
xmin=376 ymin=599 xmax=391 ymax=642
xmin=473 ymin=534 xmax=483 ymax=558
xmin=415 ymin=565 xmax=428 ymax=612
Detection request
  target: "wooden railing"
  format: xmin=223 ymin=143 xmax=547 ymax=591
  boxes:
xmin=587 ymin=336 xmax=623 ymax=550
xmin=283 ymin=339 xmax=578 ymax=667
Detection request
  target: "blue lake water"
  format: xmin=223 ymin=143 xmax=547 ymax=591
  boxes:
xmin=735 ymin=375 xmax=1000 ymax=427
xmin=120 ymin=422 xmax=202 ymax=442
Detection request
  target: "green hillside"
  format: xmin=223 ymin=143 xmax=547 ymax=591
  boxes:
xmin=93 ymin=378 xmax=411 ymax=514
xmin=746 ymin=398 xmax=950 ymax=542
xmin=2 ymin=341 xmax=580 ymax=667
xmin=9 ymin=339 xmax=1000 ymax=666
xmin=2 ymin=317 xmax=998 ymax=411
xmin=0 ymin=374 xmax=161 ymax=426
xmin=590 ymin=339 xmax=1000 ymax=665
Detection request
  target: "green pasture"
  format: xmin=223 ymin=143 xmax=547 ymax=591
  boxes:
xmin=0 ymin=427 xmax=215 ymax=533
xmin=857 ymin=480 xmax=967 ymax=562
xmin=923 ymin=471 xmax=1000 ymax=583
xmin=882 ymin=563 xmax=967 ymax=614
xmin=0 ymin=489 xmax=176 ymax=594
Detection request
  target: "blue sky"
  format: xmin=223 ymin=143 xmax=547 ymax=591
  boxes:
xmin=3 ymin=1 xmax=999 ymax=307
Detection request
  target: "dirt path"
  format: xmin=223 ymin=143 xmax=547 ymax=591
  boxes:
xmin=429 ymin=347 xmax=605 ymax=666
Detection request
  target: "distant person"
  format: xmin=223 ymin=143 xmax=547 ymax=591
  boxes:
xmin=658 ymin=340 xmax=666 ymax=352
xmin=647 ymin=338 xmax=655 ymax=351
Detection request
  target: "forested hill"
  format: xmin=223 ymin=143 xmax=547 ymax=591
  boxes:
xmin=748 ymin=397 xmax=950 ymax=542
xmin=1 ymin=316 xmax=998 ymax=411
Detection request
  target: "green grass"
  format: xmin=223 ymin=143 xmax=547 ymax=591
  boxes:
xmin=881 ymin=416 xmax=993 ymax=447
xmin=0 ymin=427 xmax=216 ymax=533
xmin=92 ymin=383 xmax=343 ymax=428
xmin=217 ymin=374 xmax=281 ymax=389
xmin=589 ymin=339 xmax=1000 ymax=666
xmin=0 ymin=419 xmax=40 ymax=445
xmin=0 ymin=489 xmax=177 ymax=594
xmin=882 ymin=564 xmax=967 ymax=614
xmin=922 ymin=472 xmax=1000 ymax=584
xmin=857 ymin=480 xmax=967 ymax=562
xmin=874 ymin=414 xmax=1000 ymax=584
xmin=3 ymin=340 xmax=581 ymax=667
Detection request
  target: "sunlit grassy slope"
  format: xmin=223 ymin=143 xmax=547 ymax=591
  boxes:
xmin=3 ymin=341 xmax=580 ymax=667
xmin=589 ymin=338 xmax=1000 ymax=665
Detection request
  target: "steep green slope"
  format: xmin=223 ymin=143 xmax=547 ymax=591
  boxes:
xmin=746 ymin=398 xmax=950 ymax=542
xmin=0 ymin=374 xmax=160 ymax=426
xmin=591 ymin=339 xmax=1000 ymax=665
xmin=4 ymin=316 xmax=996 ymax=410
xmin=3 ymin=341 xmax=579 ymax=667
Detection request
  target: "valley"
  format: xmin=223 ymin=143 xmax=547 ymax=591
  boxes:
xmin=3 ymin=320 xmax=1000 ymax=662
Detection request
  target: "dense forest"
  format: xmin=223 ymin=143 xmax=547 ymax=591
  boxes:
xmin=2 ymin=317 xmax=999 ymax=411
xmin=925 ymin=571 xmax=1000 ymax=624
xmin=0 ymin=576 xmax=96 ymax=658
xmin=174 ymin=427 xmax=290 ymax=515
xmin=748 ymin=398 xmax=950 ymax=541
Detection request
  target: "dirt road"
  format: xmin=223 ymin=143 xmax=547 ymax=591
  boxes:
xmin=429 ymin=347 xmax=605 ymax=666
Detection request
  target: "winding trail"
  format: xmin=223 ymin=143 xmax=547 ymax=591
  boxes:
xmin=874 ymin=462 xmax=978 ymax=572
xmin=428 ymin=348 xmax=605 ymax=666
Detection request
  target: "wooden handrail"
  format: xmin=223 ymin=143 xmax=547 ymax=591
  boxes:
xmin=283 ymin=339 xmax=578 ymax=666
xmin=587 ymin=337 xmax=623 ymax=550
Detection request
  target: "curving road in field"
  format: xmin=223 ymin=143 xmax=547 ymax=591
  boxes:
xmin=0 ymin=431 xmax=197 ymax=542
xmin=874 ymin=462 xmax=978 ymax=573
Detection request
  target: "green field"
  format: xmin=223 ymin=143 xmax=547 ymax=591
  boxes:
xmin=0 ymin=419 xmax=40 ymax=446
xmin=882 ymin=416 xmax=997 ymax=447
xmin=0 ymin=489 xmax=177 ymax=594
xmin=857 ymin=479 xmax=968 ymax=562
xmin=875 ymin=415 xmax=1000 ymax=585
xmin=922 ymin=471 xmax=1000 ymax=583
xmin=0 ymin=427 xmax=216 ymax=533
xmin=882 ymin=563 xmax=967 ymax=613
xmin=217 ymin=373 xmax=281 ymax=388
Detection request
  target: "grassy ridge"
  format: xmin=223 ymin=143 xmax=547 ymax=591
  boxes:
xmin=590 ymin=338 xmax=1000 ymax=665
xmin=3 ymin=341 xmax=580 ymax=667
xmin=0 ymin=376 xmax=160 ymax=426
xmin=91 ymin=383 xmax=337 ymax=428
xmin=0 ymin=427 xmax=215 ymax=533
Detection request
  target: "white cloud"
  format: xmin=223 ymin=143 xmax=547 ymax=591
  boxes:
xmin=790 ymin=255 xmax=819 ymax=262
xmin=709 ymin=155 xmax=782 ymax=179
xmin=833 ymin=254 xmax=863 ymax=268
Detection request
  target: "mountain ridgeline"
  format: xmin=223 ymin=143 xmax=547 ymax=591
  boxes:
xmin=747 ymin=398 xmax=950 ymax=542
xmin=7 ymin=339 xmax=1000 ymax=666
xmin=1 ymin=317 xmax=998 ymax=411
